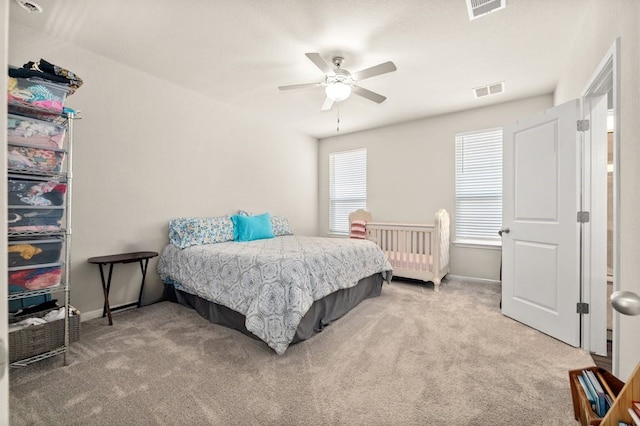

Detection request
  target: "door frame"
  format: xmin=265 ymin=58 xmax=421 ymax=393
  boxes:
xmin=1 ymin=0 xmax=10 ymax=422
xmin=580 ymin=38 xmax=620 ymax=369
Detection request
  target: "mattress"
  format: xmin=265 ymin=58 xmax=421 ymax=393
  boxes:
xmin=157 ymin=235 xmax=392 ymax=354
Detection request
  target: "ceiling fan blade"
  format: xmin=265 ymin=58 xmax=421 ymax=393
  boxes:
xmin=321 ymin=97 xmax=334 ymax=111
xmin=278 ymin=82 xmax=322 ymax=91
xmin=351 ymin=61 xmax=397 ymax=81
xmin=305 ymin=52 xmax=333 ymax=75
xmin=352 ymin=85 xmax=387 ymax=103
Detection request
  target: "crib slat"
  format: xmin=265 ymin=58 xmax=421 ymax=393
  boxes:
xmin=372 ymin=223 xmax=429 ymax=272
xmin=364 ymin=210 xmax=450 ymax=291
xmin=366 ymin=221 xmax=446 ymax=277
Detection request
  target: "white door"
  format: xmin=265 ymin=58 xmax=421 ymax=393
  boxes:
xmin=501 ymin=99 xmax=581 ymax=346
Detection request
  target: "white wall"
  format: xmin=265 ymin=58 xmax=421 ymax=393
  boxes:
xmin=318 ymin=94 xmax=553 ymax=280
xmin=8 ymin=23 xmax=319 ymax=317
xmin=555 ymin=0 xmax=640 ymax=380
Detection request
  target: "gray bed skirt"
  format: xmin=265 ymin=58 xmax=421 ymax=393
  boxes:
xmin=163 ymin=273 xmax=384 ymax=346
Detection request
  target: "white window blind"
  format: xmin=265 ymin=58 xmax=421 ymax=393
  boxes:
xmin=329 ymin=149 xmax=367 ymax=235
xmin=455 ymin=128 xmax=503 ymax=246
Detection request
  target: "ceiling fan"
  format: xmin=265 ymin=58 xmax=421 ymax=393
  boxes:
xmin=278 ymin=53 xmax=397 ymax=111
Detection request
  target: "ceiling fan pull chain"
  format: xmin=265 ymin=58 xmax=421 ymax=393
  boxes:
xmin=336 ymin=106 xmax=340 ymax=132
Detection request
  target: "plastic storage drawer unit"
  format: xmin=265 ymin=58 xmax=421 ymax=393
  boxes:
xmin=8 ymin=177 xmax=67 ymax=207
xmin=8 ymin=205 xmax=64 ymax=232
xmin=7 ymin=142 xmax=66 ymax=173
xmin=7 ymin=76 xmax=69 ymax=115
xmin=9 ymin=238 xmax=64 ymax=267
xmin=8 ymin=263 xmax=63 ymax=291
xmin=8 ymin=113 xmax=66 ymax=149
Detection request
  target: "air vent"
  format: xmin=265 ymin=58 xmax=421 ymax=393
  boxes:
xmin=473 ymin=82 xmax=504 ymax=99
xmin=466 ymin=0 xmax=505 ymax=20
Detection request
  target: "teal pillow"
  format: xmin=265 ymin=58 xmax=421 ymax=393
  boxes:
xmin=231 ymin=213 xmax=275 ymax=242
xmin=237 ymin=210 xmax=294 ymax=236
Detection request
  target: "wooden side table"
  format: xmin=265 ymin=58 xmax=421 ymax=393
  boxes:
xmin=87 ymin=251 xmax=158 ymax=325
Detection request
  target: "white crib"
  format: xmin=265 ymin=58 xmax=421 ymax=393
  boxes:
xmin=350 ymin=209 xmax=450 ymax=291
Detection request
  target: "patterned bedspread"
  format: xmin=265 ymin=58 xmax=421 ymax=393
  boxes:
xmin=157 ymin=235 xmax=392 ymax=354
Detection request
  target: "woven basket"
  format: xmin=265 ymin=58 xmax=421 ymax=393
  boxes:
xmin=9 ymin=305 xmax=80 ymax=363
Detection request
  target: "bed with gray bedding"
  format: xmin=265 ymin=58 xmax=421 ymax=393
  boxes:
xmin=157 ymin=235 xmax=393 ymax=354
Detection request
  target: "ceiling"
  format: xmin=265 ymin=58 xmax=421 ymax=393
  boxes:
xmin=9 ymin=0 xmax=588 ymax=139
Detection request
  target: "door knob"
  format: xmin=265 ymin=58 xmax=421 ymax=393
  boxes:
xmin=498 ymin=227 xmax=510 ymax=236
xmin=611 ymin=291 xmax=640 ymax=316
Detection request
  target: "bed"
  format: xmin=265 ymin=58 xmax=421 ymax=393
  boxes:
xmin=157 ymin=214 xmax=393 ymax=355
xmin=350 ymin=209 xmax=450 ymax=291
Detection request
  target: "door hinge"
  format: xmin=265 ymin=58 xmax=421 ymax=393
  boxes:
xmin=577 ymin=211 xmax=590 ymax=223
xmin=577 ymin=302 xmax=590 ymax=314
xmin=577 ymin=119 xmax=590 ymax=132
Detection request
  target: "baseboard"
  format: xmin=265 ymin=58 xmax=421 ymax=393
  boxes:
xmin=80 ymin=302 xmax=139 ymax=322
xmin=80 ymin=277 xmax=501 ymax=321
xmin=445 ymin=274 xmax=501 ymax=285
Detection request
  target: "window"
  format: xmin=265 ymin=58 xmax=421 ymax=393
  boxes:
xmin=329 ymin=149 xmax=367 ymax=235
xmin=455 ymin=128 xmax=503 ymax=246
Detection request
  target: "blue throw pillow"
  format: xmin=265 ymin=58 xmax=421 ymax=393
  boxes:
xmin=237 ymin=210 xmax=294 ymax=236
xmin=231 ymin=213 xmax=275 ymax=242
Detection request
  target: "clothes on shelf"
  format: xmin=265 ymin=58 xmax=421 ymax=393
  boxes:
xmin=9 ymin=58 xmax=83 ymax=94
xmin=9 ymin=306 xmax=69 ymax=332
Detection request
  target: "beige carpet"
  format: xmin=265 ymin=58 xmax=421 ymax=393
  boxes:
xmin=9 ymin=278 xmax=593 ymax=425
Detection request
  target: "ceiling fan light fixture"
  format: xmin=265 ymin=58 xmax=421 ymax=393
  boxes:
xmin=325 ymin=82 xmax=352 ymax=102
xmin=279 ymin=52 xmax=396 ymax=110
xmin=15 ymin=0 xmax=43 ymax=13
